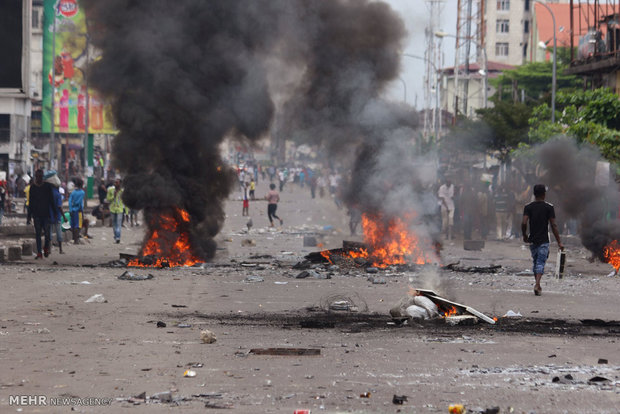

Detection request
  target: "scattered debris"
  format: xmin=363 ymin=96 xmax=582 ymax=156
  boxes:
xmin=118 ymin=271 xmax=154 ymax=281
xmin=85 ymin=294 xmax=107 ymax=303
xmin=244 ymin=275 xmax=264 ymax=283
xmin=241 ymin=239 xmax=256 ymax=247
xmin=588 ymin=375 xmax=611 ymax=383
xmin=390 ymin=288 xmax=495 ymax=324
xmin=448 ymin=404 xmax=465 ymax=414
xmin=303 ymin=236 xmax=318 ymax=247
xmin=392 ymin=395 xmax=408 ymax=405
xmin=365 ymin=267 xmax=378 ymax=274
xmin=152 ymin=391 xmax=172 ymax=403
xmin=598 ymin=358 xmax=608 ymax=364
xmin=183 ymin=369 xmax=197 ymax=377
xmin=204 ymin=401 xmax=234 ymax=409
xmin=330 ymin=300 xmax=356 ymax=312
xmin=156 ymin=321 xmax=167 ymax=328
xmin=367 ymin=276 xmax=386 ymax=284
xmin=552 ymin=374 xmax=574 ymax=384
xmin=320 ymin=294 xmax=368 ymax=313
xmin=200 ymin=330 xmax=217 ymax=344
xmin=443 ymin=262 xmax=501 ymax=273
xmin=503 ymin=310 xmax=522 ymax=317
xmin=359 ymin=392 xmax=371 ymax=398
xmin=445 ymin=315 xmax=479 ymax=326
xmin=249 ymin=348 xmax=320 ymax=356
xmin=177 ymin=323 xmax=191 ymax=328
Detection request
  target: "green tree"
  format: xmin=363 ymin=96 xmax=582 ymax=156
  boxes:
xmin=474 ymin=100 xmax=533 ymax=161
xmin=528 ymin=88 xmax=620 ymax=164
xmin=492 ymin=57 xmax=581 ymax=103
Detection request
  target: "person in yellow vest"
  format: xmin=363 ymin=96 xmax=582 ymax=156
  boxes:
xmin=24 ymin=183 xmax=31 ymax=224
xmin=106 ymin=177 xmax=125 ymax=244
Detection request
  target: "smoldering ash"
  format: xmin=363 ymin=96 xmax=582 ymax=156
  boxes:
xmin=84 ymin=0 xmax=424 ymax=261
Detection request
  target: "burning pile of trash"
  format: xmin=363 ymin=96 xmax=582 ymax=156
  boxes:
xmin=390 ymin=288 xmax=496 ymax=325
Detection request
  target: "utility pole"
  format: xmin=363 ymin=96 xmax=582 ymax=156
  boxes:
xmin=423 ymin=0 xmax=444 ymax=141
xmin=454 ymin=0 xmax=483 ymax=118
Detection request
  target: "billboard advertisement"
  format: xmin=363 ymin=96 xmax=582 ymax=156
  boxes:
xmin=42 ymin=0 xmax=116 ymax=134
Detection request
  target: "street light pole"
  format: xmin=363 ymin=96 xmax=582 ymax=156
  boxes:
xmin=401 ymin=53 xmax=440 ymax=139
xmin=535 ymin=0 xmax=556 ymax=123
xmin=397 ymin=76 xmax=407 ymax=104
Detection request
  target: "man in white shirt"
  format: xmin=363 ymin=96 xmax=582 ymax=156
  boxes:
xmin=438 ymin=179 xmax=455 ymax=239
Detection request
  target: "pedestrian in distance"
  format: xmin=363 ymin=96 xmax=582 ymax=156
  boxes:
xmin=266 ymin=183 xmax=283 ymax=227
xmin=29 ymin=169 xmax=58 ymax=259
xmin=521 ymin=184 xmax=564 ymax=296
xmin=438 ymin=178 xmax=455 ymax=240
xmin=45 ymin=171 xmax=65 ymax=253
xmin=68 ymin=178 xmax=85 ymax=244
xmin=242 ymin=182 xmax=250 ymax=217
xmin=106 ymin=177 xmax=125 ymax=243
xmin=249 ymin=178 xmax=256 ymax=200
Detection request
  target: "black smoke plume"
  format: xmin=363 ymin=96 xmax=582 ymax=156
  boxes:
xmin=84 ymin=0 xmax=426 ymax=260
xmin=536 ymin=139 xmax=620 ymax=261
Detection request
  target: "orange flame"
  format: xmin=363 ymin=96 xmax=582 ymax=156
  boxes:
xmin=129 ymin=207 xmax=200 ymax=268
xmin=354 ymin=213 xmax=433 ymax=268
xmin=442 ymin=306 xmax=459 ymax=317
xmin=603 ymin=240 xmax=620 ymax=272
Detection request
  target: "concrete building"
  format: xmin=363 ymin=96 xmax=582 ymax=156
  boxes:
xmin=0 ymin=0 xmax=33 ymax=182
xmin=440 ymin=61 xmax=514 ymax=119
xmin=485 ymin=0 xmax=570 ymax=67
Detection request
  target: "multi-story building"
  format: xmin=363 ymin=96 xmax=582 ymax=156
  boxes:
xmin=0 ymin=0 xmax=33 ymax=182
xmin=485 ymin=0 xmax=570 ymax=66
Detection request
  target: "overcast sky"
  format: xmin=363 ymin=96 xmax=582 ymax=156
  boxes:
xmin=384 ymin=0 xmax=457 ymax=109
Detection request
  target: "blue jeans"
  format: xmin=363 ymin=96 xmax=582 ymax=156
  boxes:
xmin=49 ymin=221 xmax=62 ymax=243
xmin=112 ymin=212 xmax=122 ymax=241
xmin=34 ymin=216 xmax=51 ymax=254
xmin=530 ymin=243 xmax=550 ymax=275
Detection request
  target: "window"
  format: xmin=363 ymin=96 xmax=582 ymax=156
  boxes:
xmin=497 ymin=0 xmax=510 ymax=11
xmin=523 ymin=43 xmax=528 ymax=58
xmin=496 ymin=42 xmax=509 ymax=56
xmin=524 ymin=20 xmax=530 ymax=33
xmin=496 ymin=19 xmax=510 ymax=33
xmin=0 ymin=115 xmax=10 ymax=143
xmin=525 ymin=0 xmax=530 ymax=12
xmin=32 ymin=7 xmax=43 ymax=31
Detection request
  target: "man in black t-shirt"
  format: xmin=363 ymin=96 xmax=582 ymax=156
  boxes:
xmin=521 ymin=184 xmax=564 ymax=296
xmin=29 ymin=169 xmax=58 ymax=259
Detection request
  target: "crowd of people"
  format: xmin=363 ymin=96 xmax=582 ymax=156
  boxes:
xmin=236 ymin=162 xmax=345 ymax=227
xmin=1 ymin=169 xmax=133 ymax=259
xmin=435 ymin=177 xmax=548 ymax=242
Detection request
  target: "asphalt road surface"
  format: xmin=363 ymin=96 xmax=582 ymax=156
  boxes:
xmin=0 ymin=178 xmax=618 ymax=413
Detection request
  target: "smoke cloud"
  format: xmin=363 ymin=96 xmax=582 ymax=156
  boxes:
xmin=83 ymin=0 xmax=431 ymax=260
xmin=534 ymin=139 xmax=620 ymax=260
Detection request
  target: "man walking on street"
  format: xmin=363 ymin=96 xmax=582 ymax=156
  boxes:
xmin=521 ymin=184 xmax=564 ymax=296
xmin=29 ymin=169 xmax=57 ymax=259
xmin=107 ymin=177 xmax=125 ymax=243
xmin=438 ymin=178 xmax=454 ymax=240
xmin=266 ymin=183 xmax=283 ymax=227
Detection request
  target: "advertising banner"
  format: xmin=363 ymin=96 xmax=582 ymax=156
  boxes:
xmin=42 ymin=0 xmax=116 ymax=134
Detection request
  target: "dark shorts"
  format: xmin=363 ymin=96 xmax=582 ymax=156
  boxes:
xmin=530 ymin=243 xmax=549 ymax=274
xmin=70 ymin=211 xmax=82 ymax=229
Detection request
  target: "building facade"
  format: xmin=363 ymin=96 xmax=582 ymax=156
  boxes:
xmin=0 ymin=0 xmax=33 ymax=181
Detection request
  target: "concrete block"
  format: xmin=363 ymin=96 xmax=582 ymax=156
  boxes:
xmin=21 ymin=242 xmax=33 ymax=256
xmin=463 ymin=240 xmax=485 ymax=251
xmin=303 ymin=236 xmax=317 ymax=247
xmin=8 ymin=246 xmax=22 ymax=261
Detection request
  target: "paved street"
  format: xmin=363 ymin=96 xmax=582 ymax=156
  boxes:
xmin=0 ymin=178 xmax=618 ymax=413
